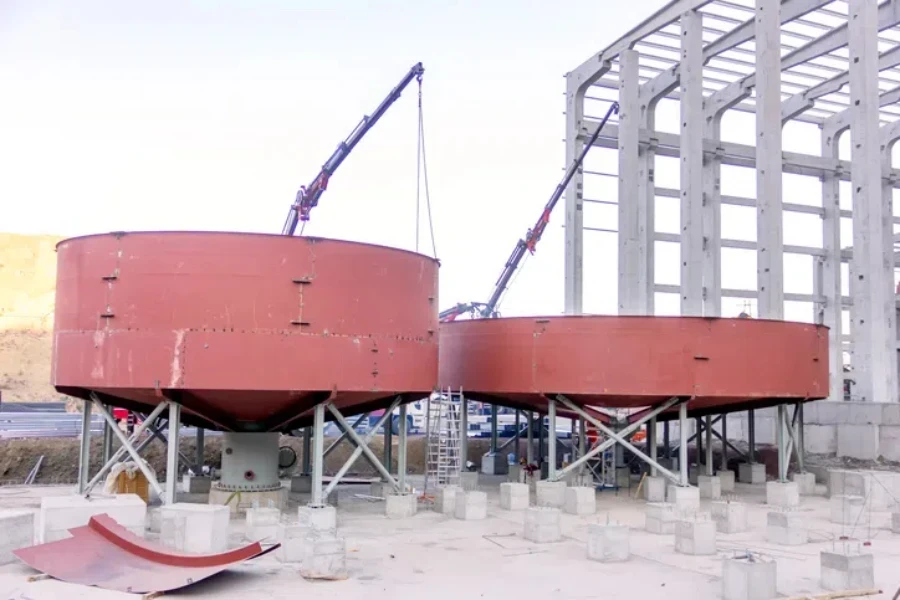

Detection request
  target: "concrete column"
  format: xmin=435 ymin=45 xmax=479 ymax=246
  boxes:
xmin=165 ymin=402 xmax=181 ymax=504
xmin=526 ymin=411 xmax=534 ymax=464
xmin=618 ymin=49 xmax=650 ymax=315
xmin=637 ymin=88 xmax=660 ymax=315
xmin=679 ymin=9 xmax=704 ymax=316
xmin=849 ymin=0 xmax=898 ymax=403
xmin=77 ymin=400 xmax=93 ymax=495
xmin=548 ymin=400 xmax=557 ymax=479
xmin=679 ymin=403 xmax=689 ymax=486
xmin=820 ymin=125 xmax=846 ymax=401
xmin=755 ymin=0 xmax=784 ymax=319
xmin=311 ymin=403 xmax=325 ymax=505
xmin=649 ymin=417 xmax=658 ymax=477
xmin=564 ymin=75 xmax=586 ymax=314
xmin=398 ymin=404 xmax=407 ymax=492
xmin=703 ymin=115 xmax=723 ymax=316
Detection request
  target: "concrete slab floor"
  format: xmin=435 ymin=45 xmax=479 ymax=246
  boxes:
xmin=1 ymin=478 xmax=899 ymax=599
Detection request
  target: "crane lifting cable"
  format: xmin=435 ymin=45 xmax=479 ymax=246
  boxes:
xmin=282 ymin=62 xmax=425 ymax=236
xmin=416 ymin=73 xmax=438 ymax=258
xmin=438 ymin=100 xmax=620 ymax=322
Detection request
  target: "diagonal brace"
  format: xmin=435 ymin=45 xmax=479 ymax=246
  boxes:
xmin=324 ymin=413 xmax=370 ymax=458
xmin=325 ymin=400 xmax=400 ymax=497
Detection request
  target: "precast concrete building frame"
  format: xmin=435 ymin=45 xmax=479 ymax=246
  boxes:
xmin=565 ymin=0 xmax=900 ymax=404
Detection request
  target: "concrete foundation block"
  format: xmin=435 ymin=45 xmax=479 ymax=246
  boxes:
xmin=738 ymin=463 xmax=766 ymax=485
xmin=523 ymin=507 xmax=561 ymax=543
xmin=385 ymin=493 xmax=417 ymax=519
xmin=290 ymin=474 xmax=312 ymax=494
xmin=160 ymin=503 xmax=229 ymax=554
xmin=830 ymin=495 xmax=865 ymax=525
xmin=454 ymin=491 xmax=487 ymax=520
xmin=645 ymin=502 xmax=677 ymax=535
xmin=675 ymin=516 xmax=717 ymax=555
xmin=722 ymin=554 xmax=777 ymax=600
xmin=181 ymin=474 xmax=212 ymax=494
xmin=718 ymin=470 xmax=736 ymax=493
xmin=39 ymin=494 xmax=146 ymax=543
xmin=300 ymin=534 xmax=348 ymax=581
xmin=460 ymin=471 xmax=479 ymax=491
xmin=508 ymin=464 xmax=524 ymax=483
xmin=499 ymin=482 xmax=529 ymax=511
xmin=766 ymin=481 xmax=799 ymax=508
xmin=587 ymin=523 xmax=629 ymax=562
xmin=563 ymin=486 xmax=596 ymax=515
xmin=698 ymin=475 xmax=722 ymax=499
xmin=767 ymin=511 xmax=808 ymax=545
xmin=298 ymin=504 xmax=337 ymax=532
xmin=791 ymin=472 xmax=816 ymax=495
xmin=246 ymin=506 xmax=280 ymax=542
xmin=209 ymin=485 xmax=287 ymax=514
xmin=644 ymin=476 xmax=666 ymax=502
xmin=482 ymin=452 xmax=509 ymax=475
xmin=535 ymin=480 xmax=567 ymax=508
xmin=275 ymin=523 xmax=311 ymax=563
xmin=0 ymin=510 xmax=34 ymax=565
xmin=820 ymin=550 xmax=874 ymax=591
xmin=667 ymin=485 xmax=700 ymax=516
xmin=711 ymin=501 xmax=748 ymax=534
xmin=435 ymin=486 xmax=462 ymax=515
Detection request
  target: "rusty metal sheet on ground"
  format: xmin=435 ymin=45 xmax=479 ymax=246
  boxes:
xmin=14 ymin=514 xmax=278 ymax=594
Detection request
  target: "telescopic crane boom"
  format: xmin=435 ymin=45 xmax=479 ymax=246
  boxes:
xmin=439 ymin=101 xmax=619 ymax=322
xmin=282 ymin=62 xmax=425 ymax=236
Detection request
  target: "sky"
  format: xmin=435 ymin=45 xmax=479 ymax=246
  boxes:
xmin=0 ymin=0 xmax=871 ymax=324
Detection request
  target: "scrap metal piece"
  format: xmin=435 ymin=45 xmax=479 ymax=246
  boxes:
xmin=14 ymin=514 xmax=278 ymax=594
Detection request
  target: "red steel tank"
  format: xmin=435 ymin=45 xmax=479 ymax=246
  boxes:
xmin=52 ymin=231 xmax=439 ymax=432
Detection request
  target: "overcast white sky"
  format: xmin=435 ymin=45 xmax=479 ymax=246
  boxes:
xmin=0 ymin=0 xmax=876 ymax=324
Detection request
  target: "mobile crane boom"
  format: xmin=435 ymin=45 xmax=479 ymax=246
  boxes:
xmin=439 ymin=101 xmax=619 ymax=322
xmin=281 ymin=62 xmax=425 ymax=236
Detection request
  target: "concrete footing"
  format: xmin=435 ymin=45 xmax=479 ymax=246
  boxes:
xmin=675 ymin=515 xmax=716 ymax=555
xmin=435 ymin=486 xmax=462 ymax=515
xmin=275 ymin=523 xmax=310 ymax=563
xmin=523 ymin=507 xmax=561 ymax=543
xmin=587 ymin=523 xmax=629 ymax=562
xmin=385 ymin=493 xmax=417 ymax=519
xmin=298 ymin=504 xmax=337 ymax=532
xmin=722 ymin=554 xmax=777 ymax=600
xmin=711 ymin=501 xmax=748 ymax=534
xmin=300 ymin=535 xmax=348 ymax=581
xmin=766 ymin=511 xmax=808 ymax=545
xmin=246 ymin=506 xmax=280 ymax=542
xmin=500 ymin=483 xmax=529 ymax=511
xmin=766 ymin=481 xmax=799 ymax=508
xmin=830 ymin=495 xmax=865 ymax=525
xmin=738 ymin=463 xmax=766 ymax=484
xmin=698 ymin=475 xmax=722 ymax=499
xmin=535 ymin=481 xmax=567 ymax=508
xmin=667 ymin=485 xmax=700 ymax=516
xmin=791 ymin=472 xmax=816 ymax=495
xmin=718 ymin=470 xmax=736 ymax=493
xmin=820 ymin=550 xmax=874 ymax=591
xmin=0 ymin=510 xmax=34 ymax=565
xmin=563 ymin=486 xmax=596 ymax=515
xmin=482 ymin=453 xmax=508 ymax=475
xmin=182 ymin=474 xmax=212 ymax=494
xmin=209 ymin=484 xmax=287 ymax=514
xmin=644 ymin=476 xmax=666 ymax=502
xmin=160 ymin=503 xmax=229 ymax=553
xmin=460 ymin=472 xmax=479 ymax=491
xmin=290 ymin=474 xmax=312 ymax=494
xmin=39 ymin=494 xmax=146 ymax=543
xmin=645 ymin=502 xmax=677 ymax=535
xmin=455 ymin=491 xmax=487 ymax=520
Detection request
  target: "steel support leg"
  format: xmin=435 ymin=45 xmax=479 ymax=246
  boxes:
xmin=311 ymin=402 xmax=325 ymax=505
xmin=547 ymin=399 xmax=557 ymax=479
xmin=649 ymin=416 xmax=657 ymax=477
xmin=796 ymin=403 xmax=805 ymax=472
xmin=526 ymin=411 xmax=534 ymax=464
xmin=720 ymin=415 xmax=727 ymax=472
xmin=538 ymin=415 xmax=545 ymax=463
xmin=514 ymin=410 xmax=521 ymax=461
xmin=776 ymin=404 xmax=787 ymax=482
xmin=398 ymin=404 xmax=408 ymax=492
xmin=695 ymin=417 xmax=703 ymax=471
xmin=195 ymin=427 xmax=204 ymax=473
xmin=302 ymin=426 xmax=312 ymax=474
xmin=704 ymin=414 xmax=713 ymax=476
xmin=664 ymin=421 xmax=670 ymax=459
xmin=101 ymin=410 xmax=113 ymax=465
xmin=77 ymin=400 xmax=93 ymax=495
xmin=165 ymin=402 xmax=181 ymax=504
xmin=490 ymin=403 xmax=498 ymax=454
xmin=384 ymin=415 xmax=393 ymax=478
xmin=579 ymin=416 xmax=587 ymax=475
xmin=748 ymin=409 xmax=756 ymax=462
xmin=679 ymin=402 xmax=688 ymax=486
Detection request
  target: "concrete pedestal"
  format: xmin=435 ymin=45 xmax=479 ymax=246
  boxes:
xmin=644 ymin=476 xmax=666 ymax=502
xmin=508 ymin=464 xmax=524 ymax=483
xmin=0 ymin=510 xmax=33 ymax=565
xmin=246 ymin=506 xmax=280 ymax=542
xmin=766 ymin=511 xmax=807 ymax=545
xmin=718 ymin=470 xmax=736 ymax=493
xmin=698 ymin=475 xmax=721 ymax=499
xmin=711 ymin=501 xmax=747 ymax=534
xmin=300 ymin=535 xmax=348 ymax=581
xmin=500 ymin=483 xmax=529 ymax=511
xmin=535 ymin=481 xmax=567 ymax=508
xmin=275 ymin=523 xmax=311 ymax=563
xmin=723 ymin=555 xmax=777 ymax=600
xmin=738 ymin=463 xmax=766 ymax=484
xmin=182 ymin=474 xmax=212 ymax=494
xmin=209 ymin=484 xmax=288 ymax=514
xmin=820 ymin=550 xmax=874 ymax=591
xmin=460 ymin=471 xmax=479 ymax=491
xmin=587 ymin=523 xmax=629 ymax=562
xmin=563 ymin=486 xmax=596 ymax=515
xmin=791 ymin=472 xmax=816 ymax=495
xmin=523 ymin=507 xmax=561 ymax=543
xmin=39 ymin=494 xmax=146 ymax=543
xmin=830 ymin=495 xmax=865 ymax=525
xmin=160 ymin=503 xmax=229 ymax=553
xmin=766 ymin=481 xmax=799 ymax=508
xmin=298 ymin=504 xmax=337 ymax=532
xmin=482 ymin=452 xmax=509 ymax=475
xmin=454 ymin=491 xmax=487 ymax=520
xmin=675 ymin=516 xmax=716 ymax=555
xmin=892 ymin=512 xmax=900 ymax=534
xmin=667 ymin=485 xmax=700 ymax=516
xmin=645 ymin=502 xmax=677 ymax=535
xmin=385 ymin=493 xmax=417 ymax=519
xmin=435 ymin=486 xmax=461 ymax=515
xmin=290 ymin=474 xmax=312 ymax=494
